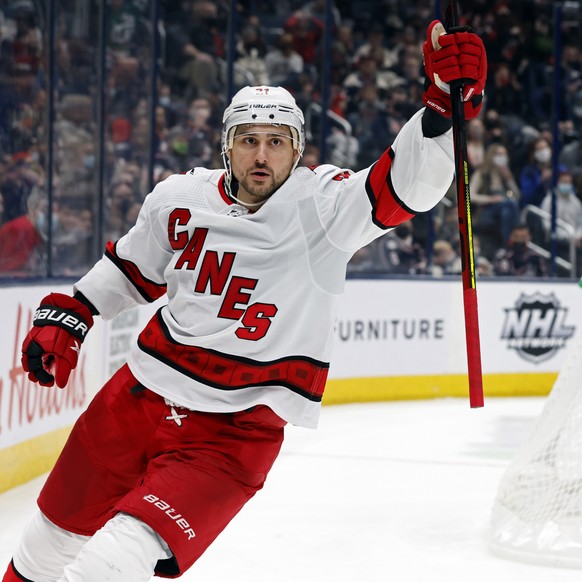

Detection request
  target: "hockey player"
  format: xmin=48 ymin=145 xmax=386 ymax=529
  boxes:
xmin=3 ymin=20 xmax=487 ymax=582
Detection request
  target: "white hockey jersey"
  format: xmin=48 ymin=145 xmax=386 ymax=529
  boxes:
xmin=75 ymin=110 xmax=454 ymax=428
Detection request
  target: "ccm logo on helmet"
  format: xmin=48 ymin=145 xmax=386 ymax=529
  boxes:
xmin=33 ymin=308 xmax=90 ymax=338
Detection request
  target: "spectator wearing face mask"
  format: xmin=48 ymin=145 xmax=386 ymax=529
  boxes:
xmin=519 ymin=137 xmax=553 ymax=208
xmin=492 ymin=224 xmax=548 ymax=277
xmin=469 ymin=143 xmax=521 ymax=259
xmin=376 ymin=221 xmax=426 ymax=275
xmin=540 ymin=167 xmax=582 ymax=274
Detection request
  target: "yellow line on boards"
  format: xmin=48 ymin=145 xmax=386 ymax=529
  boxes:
xmin=322 ymin=373 xmax=557 ymax=405
xmin=0 ymin=426 xmax=72 ymax=494
xmin=0 ymin=372 xmax=558 ymax=492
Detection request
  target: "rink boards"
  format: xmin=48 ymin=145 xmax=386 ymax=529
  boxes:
xmin=1 ymin=277 xmax=580 ymax=492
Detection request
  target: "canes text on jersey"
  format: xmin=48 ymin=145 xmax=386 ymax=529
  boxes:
xmin=168 ymin=209 xmax=278 ymax=341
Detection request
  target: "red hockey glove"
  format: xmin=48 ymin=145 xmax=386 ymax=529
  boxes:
xmin=22 ymin=293 xmax=94 ymax=388
xmin=422 ymin=19 xmax=487 ymax=119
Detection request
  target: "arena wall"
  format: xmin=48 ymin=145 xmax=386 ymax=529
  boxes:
xmin=1 ymin=278 xmax=580 ymax=492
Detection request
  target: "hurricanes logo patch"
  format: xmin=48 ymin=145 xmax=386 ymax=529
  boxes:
xmin=500 ymin=292 xmax=575 ymax=363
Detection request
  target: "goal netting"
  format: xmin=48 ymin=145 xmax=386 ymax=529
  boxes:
xmin=489 ymin=330 xmax=582 ymax=567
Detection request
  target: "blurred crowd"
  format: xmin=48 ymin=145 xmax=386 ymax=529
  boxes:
xmin=0 ymin=0 xmax=581 ymax=279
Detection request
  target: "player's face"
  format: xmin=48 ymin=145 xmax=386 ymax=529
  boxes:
xmin=229 ymin=124 xmax=298 ymax=206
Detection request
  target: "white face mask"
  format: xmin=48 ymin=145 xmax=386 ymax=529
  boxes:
xmin=557 ymin=183 xmax=574 ymax=196
xmin=492 ymin=154 xmax=508 ymax=167
xmin=534 ymin=147 xmax=551 ymax=164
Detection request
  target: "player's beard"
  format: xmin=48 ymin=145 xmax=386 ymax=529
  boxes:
xmin=236 ymin=162 xmax=293 ymax=204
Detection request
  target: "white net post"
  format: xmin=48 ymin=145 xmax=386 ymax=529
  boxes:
xmin=489 ymin=329 xmax=582 ymax=567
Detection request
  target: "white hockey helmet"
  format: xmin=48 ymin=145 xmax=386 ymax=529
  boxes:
xmin=221 ymin=85 xmax=305 ymax=157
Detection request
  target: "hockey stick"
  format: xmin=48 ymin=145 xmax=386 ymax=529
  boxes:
xmin=434 ymin=1 xmax=484 ymax=407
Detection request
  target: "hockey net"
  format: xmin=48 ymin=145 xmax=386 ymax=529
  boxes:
xmin=489 ymin=330 xmax=582 ymax=568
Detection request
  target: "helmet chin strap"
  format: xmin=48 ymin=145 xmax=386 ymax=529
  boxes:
xmin=229 ymin=188 xmax=267 ymax=208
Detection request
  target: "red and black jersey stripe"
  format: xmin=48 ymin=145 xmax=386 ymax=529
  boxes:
xmin=106 ymin=241 xmax=167 ymax=303
xmin=137 ymin=309 xmax=329 ymax=402
xmin=218 ymin=173 xmax=233 ymax=205
xmin=365 ymin=148 xmax=415 ymax=229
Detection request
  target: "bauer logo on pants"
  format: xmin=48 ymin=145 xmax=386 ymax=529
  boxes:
xmin=500 ymin=292 xmax=575 ymax=363
xmin=143 ymin=494 xmax=196 ymax=540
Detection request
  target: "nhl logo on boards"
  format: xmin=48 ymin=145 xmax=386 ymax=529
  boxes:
xmin=500 ymin=292 xmax=575 ymax=363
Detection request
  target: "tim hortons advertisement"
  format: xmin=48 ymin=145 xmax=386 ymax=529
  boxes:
xmin=0 ymin=284 xmax=91 ymax=450
xmin=0 ymin=285 xmax=163 ymax=452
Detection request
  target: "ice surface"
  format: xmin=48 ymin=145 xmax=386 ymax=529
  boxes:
xmin=2 ymin=397 xmax=581 ymax=582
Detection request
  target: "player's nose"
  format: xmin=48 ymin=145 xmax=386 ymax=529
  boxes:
xmin=254 ymin=141 xmax=269 ymax=163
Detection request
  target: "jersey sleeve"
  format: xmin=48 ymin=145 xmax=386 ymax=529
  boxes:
xmin=74 ymin=187 xmax=171 ymax=320
xmin=315 ymin=108 xmax=454 ymax=251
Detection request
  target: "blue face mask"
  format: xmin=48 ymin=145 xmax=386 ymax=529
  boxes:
xmin=83 ymin=154 xmax=95 ymax=169
xmin=557 ymin=183 xmax=574 ymax=196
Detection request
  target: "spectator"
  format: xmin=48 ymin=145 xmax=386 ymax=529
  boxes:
xmin=235 ymin=24 xmax=269 ymax=86
xmin=335 ymin=23 xmax=354 ymax=60
xmin=105 ymin=179 xmax=138 ymax=242
xmin=2 ymin=0 xmax=43 ymax=103
xmin=353 ymin=23 xmax=398 ymax=71
xmin=325 ymin=126 xmax=359 ymax=168
xmin=437 ymin=202 xmax=460 ymax=245
xmin=519 ymin=137 xmax=553 ymax=209
xmin=0 ymin=185 xmax=46 ymax=275
xmin=0 ymin=153 xmax=43 ymax=221
xmin=470 ymin=143 xmax=521 ymax=258
xmin=54 ymin=93 xmax=96 ymax=189
xmin=472 ymin=235 xmax=494 ymax=277
xmin=376 ymin=222 xmax=426 ymax=275
xmin=492 ymin=224 xmax=548 ymax=277
xmin=343 ymin=54 xmax=397 ymax=110
xmin=52 ymin=195 xmax=95 ymax=277
xmin=466 ymin=118 xmax=486 ymax=172
xmin=173 ymin=1 xmax=224 ymax=101
xmin=300 ymin=0 xmax=342 ymax=29
xmin=107 ymin=0 xmax=146 ymax=56
xmin=431 ymin=239 xmax=462 ymax=277
xmin=482 ymin=108 xmax=506 ymax=147
xmin=486 ymin=62 xmax=523 ymax=117
xmin=328 ymin=41 xmax=351 ymax=88
xmin=264 ymin=33 xmax=304 ymax=87
xmin=348 ymin=84 xmax=392 ymax=169
xmin=284 ymin=10 xmax=323 ymax=66
xmin=559 ymin=136 xmax=582 ymax=190
xmin=540 ymin=167 xmax=582 ymax=273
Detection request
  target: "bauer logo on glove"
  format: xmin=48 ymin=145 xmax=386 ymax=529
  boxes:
xmin=422 ymin=19 xmax=487 ymax=119
xmin=22 ymin=293 xmax=94 ymax=388
xmin=33 ymin=307 xmax=91 ymax=339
